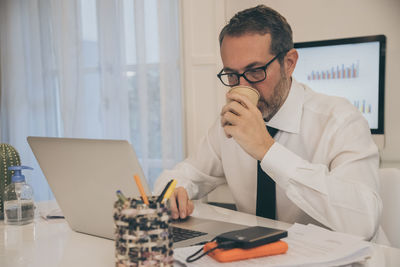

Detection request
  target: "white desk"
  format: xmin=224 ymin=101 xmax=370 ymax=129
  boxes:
xmin=1 ymin=201 xmax=400 ymax=267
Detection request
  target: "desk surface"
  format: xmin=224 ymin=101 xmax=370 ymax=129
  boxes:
xmin=1 ymin=201 xmax=400 ymax=267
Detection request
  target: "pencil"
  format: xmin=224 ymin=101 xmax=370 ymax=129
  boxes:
xmin=162 ymin=179 xmax=177 ymax=203
xmin=116 ymin=190 xmax=128 ymax=203
xmin=156 ymin=179 xmax=173 ymax=203
xmin=134 ymin=174 xmax=149 ymax=205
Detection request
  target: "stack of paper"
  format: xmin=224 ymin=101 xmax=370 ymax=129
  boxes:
xmin=173 ymin=223 xmax=372 ymax=266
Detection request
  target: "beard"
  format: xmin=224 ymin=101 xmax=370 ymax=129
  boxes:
xmin=257 ymin=69 xmax=291 ymax=122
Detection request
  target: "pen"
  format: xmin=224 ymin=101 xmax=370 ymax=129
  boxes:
xmin=162 ymin=179 xmax=177 ymax=203
xmin=156 ymin=179 xmax=173 ymax=203
xmin=116 ymin=190 xmax=128 ymax=203
xmin=134 ymin=174 xmax=149 ymax=205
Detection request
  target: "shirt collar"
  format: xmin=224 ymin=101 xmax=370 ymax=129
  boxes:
xmin=266 ymin=78 xmax=304 ymax=134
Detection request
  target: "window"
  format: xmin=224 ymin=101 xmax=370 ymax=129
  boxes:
xmin=0 ymin=0 xmax=182 ymax=200
xmin=76 ymin=0 xmax=183 ymax=189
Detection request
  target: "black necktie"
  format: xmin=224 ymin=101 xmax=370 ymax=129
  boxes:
xmin=256 ymin=126 xmax=278 ymax=219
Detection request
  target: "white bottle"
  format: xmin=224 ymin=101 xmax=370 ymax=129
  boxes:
xmin=4 ymin=166 xmax=35 ymax=225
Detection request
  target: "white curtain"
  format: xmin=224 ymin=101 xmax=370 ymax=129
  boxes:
xmin=0 ymin=0 xmax=183 ymax=201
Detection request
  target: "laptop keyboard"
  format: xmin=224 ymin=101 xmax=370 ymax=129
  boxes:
xmin=171 ymin=226 xmax=207 ymax=243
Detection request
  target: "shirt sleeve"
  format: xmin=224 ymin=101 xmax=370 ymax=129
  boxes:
xmin=153 ymin=119 xmax=226 ymax=199
xmin=261 ymin=113 xmax=381 ymax=240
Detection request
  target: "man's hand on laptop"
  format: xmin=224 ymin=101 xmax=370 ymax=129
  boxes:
xmin=170 ymin=187 xmax=194 ymax=219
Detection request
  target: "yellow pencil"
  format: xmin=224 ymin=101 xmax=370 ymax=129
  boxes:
xmin=162 ymin=179 xmax=177 ymax=203
xmin=134 ymin=174 xmax=149 ymax=205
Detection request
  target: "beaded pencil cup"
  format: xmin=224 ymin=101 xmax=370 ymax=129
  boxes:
xmin=113 ymin=196 xmax=173 ymax=267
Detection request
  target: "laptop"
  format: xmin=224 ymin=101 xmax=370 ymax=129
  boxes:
xmin=27 ymin=136 xmax=247 ymax=248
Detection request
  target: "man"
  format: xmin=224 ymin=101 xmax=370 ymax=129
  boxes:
xmin=155 ymin=5 xmax=383 ymax=241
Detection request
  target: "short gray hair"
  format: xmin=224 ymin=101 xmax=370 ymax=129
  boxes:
xmin=219 ymin=5 xmax=293 ymax=62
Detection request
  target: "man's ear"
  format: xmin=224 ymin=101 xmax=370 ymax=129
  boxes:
xmin=284 ymin=48 xmax=298 ymax=77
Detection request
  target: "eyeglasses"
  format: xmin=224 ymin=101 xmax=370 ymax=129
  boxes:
xmin=217 ymin=53 xmax=283 ymax=87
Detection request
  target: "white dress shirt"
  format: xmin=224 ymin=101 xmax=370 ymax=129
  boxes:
xmin=155 ymin=79 xmax=385 ymax=242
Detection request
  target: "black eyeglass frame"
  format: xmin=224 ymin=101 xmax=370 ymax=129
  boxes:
xmin=217 ymin=52 xmax=284 ymax=87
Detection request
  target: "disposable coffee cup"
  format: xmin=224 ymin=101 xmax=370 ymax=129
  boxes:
xmin=114 ymin=196 xmax=173 ymax=267
xmin=227 ymin=85 xmax=260 ymax=106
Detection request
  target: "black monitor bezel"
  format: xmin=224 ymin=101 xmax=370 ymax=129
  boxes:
xmin=294 ymin=35 xmax=386 ymax=134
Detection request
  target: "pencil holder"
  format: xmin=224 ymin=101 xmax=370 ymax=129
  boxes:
xmin=113 ymin=196 xmax=173 ymax=267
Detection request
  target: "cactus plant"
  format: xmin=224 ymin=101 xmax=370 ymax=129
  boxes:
xmin=0 ymin=144 xmax=21 ymax=219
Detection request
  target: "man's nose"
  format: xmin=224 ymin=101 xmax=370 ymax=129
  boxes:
xmin=238 ymin=75 xmax=251 ymax=87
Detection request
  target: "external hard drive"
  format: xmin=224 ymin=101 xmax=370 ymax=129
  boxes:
xmin=216 ymin=226 xmax=288 ymax=249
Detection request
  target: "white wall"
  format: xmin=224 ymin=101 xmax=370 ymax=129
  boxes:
xmin=180 ymin=0 xmax=226 ymax=156
xmin=181 ymin=0 xmax=400 ymax=163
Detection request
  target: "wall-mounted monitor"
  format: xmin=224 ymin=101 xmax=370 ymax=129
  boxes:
xmin=292 ymin=35 xmax=386 ymax=148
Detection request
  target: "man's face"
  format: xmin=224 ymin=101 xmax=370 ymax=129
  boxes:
xmin=220 ymin=33 xmax=291 ymax=121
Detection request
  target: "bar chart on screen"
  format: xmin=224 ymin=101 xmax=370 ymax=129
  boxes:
xmin=354 ymin=99 xmax=372 ymax=114
xmin=307 ymin=61 xmax=360 ymax=81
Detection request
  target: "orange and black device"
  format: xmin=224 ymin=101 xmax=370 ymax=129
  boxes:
xmin=204 ymin=240 xmax=288 ymax=262
xmin=186 ymin=226 xmax=288 ymax=263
